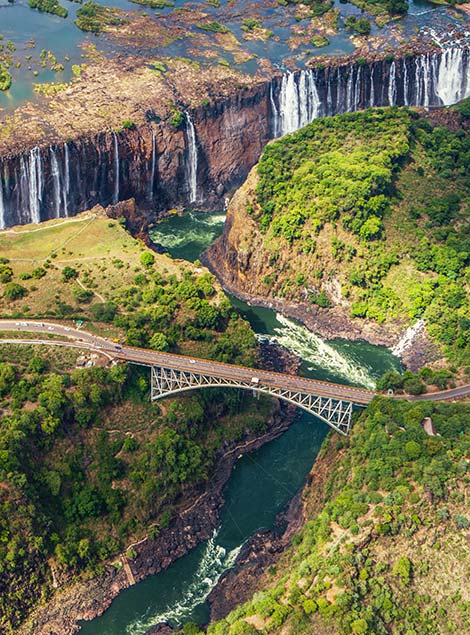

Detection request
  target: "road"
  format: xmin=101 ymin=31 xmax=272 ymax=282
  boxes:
xmin=0 ymin=319 xmax=468 ymax=405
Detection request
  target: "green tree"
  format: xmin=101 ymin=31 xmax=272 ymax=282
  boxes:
xmin=3 ymin=282 xmax=27 ymax=300
xmin=149 ymin=332 xmax=169 ymax=351
xmin=140 ymin=252 xmax=155 ymax=268
xmin=61 ymin=266 xmax=78 ymax=281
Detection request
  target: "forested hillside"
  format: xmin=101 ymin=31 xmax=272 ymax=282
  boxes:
xmin=202 ymin=398 xmax=470 ymax=635
xmin=213 ymin=107 xmax=470 ymax=368
xmin=0 ymin=213 xmax=265 ymax=633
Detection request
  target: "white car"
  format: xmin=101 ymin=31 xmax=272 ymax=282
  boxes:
xmin=47 ymin=326 xmax=54 ymax=331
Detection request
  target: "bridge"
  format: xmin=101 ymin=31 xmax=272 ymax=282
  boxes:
xmin=0 ymin=320 xmax=468 ymax=435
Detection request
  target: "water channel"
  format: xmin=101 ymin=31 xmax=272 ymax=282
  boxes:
xmin=0 ymin=0 xmax=455 ymax=112
xmin=79 ymin=211 xmax=400 ymax=634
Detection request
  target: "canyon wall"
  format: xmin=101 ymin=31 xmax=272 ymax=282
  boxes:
xmin=0 ymin=46 xmax=469 ymax=229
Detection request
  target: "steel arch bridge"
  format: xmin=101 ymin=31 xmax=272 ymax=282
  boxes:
xmin=150 ymin=365 xmax=359 ymax=435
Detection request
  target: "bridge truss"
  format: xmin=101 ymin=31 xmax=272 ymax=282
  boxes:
xmin=150 ymin=366 xmax=356 ymax=435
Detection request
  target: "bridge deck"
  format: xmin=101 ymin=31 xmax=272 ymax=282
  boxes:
xmin=0 ymin=319 xmax=374 ymax=404
xmin=115 ymin=347 xmax=375 ymax=405
xmin=1 ymin=320 xmax=468 ymax=405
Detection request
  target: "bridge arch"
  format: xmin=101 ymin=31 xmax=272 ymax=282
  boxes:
xmin=150 ymin=366 xmax=357 ymax=435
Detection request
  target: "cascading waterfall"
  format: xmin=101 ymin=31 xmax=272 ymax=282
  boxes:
xmin=113 ymin=132 xmax=120 ymax=205
xmin=149 ymin=130 xmax=156 ymax=200
xmin=392 ymin=319 xmax=425 ymax=357
xmin=50 ymin=147 xmax=62 ymax=218
xmin=388 ymin=61 xmax=396 ymax=106
xmin=270 ymin=82 xmax=279 ymax=137
xmin=271 ymin=45 xmax=470 ymax=138
xmin=28 ymin=147 xmax=42 ymax=224
xmin=403 ymin=61 xmax=409 ymax=106
xmin=437 ymin=46 xmax=468 ymax=105
xmin=1 ymin=45 xmax=470 ymax=229
xmin=185 ymin=112 xmax=198 ymax=204
xmin=276 ymin=70 xmax=321 ymax=135
xmin=64 ymin=142 xmax=70 ymax=217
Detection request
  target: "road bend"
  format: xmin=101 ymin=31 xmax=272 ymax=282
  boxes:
xmin=0 ymin=319 xmax=468 ymax=405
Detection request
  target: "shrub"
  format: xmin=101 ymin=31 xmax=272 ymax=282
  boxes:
xmin=169 ymin=110 xmax=185 ymax=129
xmin=140 ymin=252 xmax=155 ymax=268
xmin=72 ymin=287 xmax=93 ymax=303
xmin=61 ymin=266 xmax=78 ymax=282
xmin=3 ymin=282 xmax=27 ymax=300
xmin=90 ymin=302 xmax=117 ymax=322
xmin=0 ymin=265 xmax=13 ymax=283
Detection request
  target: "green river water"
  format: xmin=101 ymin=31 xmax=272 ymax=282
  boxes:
xmin=79 ymin=211 xmax=401 ymax=635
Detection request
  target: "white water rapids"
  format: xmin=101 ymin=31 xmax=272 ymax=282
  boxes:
xmin=124 ymin=530 xmax=241 ymax=635
xmin=257 ymin=313 xmax=378 ymax=389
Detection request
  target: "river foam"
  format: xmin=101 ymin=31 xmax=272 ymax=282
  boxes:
xmin=124 ymin=529 xmax=241 ymax=634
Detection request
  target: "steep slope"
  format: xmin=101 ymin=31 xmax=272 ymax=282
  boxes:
xmin=207 ymin=107 xmax=470 ymax=369
xmin=205 ymin=398 xmax=470 ymax=635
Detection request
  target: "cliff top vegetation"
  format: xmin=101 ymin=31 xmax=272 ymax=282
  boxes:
xmin=224 ymin=107 xmax=470 ymax=369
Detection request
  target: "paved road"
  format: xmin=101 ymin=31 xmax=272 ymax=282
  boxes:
xmin=0 ymin=319 xmax=468 ymax=405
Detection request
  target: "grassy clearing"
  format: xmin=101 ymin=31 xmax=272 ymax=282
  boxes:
xmin=0 ymin=210 xmax=207 ymax=327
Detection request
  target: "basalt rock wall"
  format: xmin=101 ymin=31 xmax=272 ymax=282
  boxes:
xmin=0 ymin=47 xmax=469 ymax=229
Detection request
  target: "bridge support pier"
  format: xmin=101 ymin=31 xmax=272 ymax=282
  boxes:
xmin=150 ymin=366 xmax=355 ymax=435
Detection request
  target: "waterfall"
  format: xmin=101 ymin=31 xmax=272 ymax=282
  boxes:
xmin=113 ymin=132 xmax=120 ymax=205
xmin=185 ymin=113 xmax=198 ymax=204
xmin=346 ymin=68 xmax=354 ymax=112
xmin=369 ymin=66 xmax=375 ymax=108
xmin=50 ymin=147 xmax=62 ymax=218
xmin=269 ymin=82 xmax=280 ymax=137
xmin=403 ymin=61 xmax=409 ymax=106
xmin=271 ymin=45 xmax=470 ymax=138
xmin=392 ymin=319 xmax=425 ymax=357
xmin=0 ymin=171 xmax=5 ymax=230
xmin=437 ymin=46 xmax=469 ymax=105
xmin=423 ymin=56 xmax=430 ymax=108
xmin=149 ymin=130 xmax=156 ymax=200
xmin=0 ymin=45 xmax=470 ymax=229
xmin=28 ymin=147 xmax=42 ymax=224
xmin=388 ymin=61 xmax=396 ymax=106
xmin=64 ymin=142 xmax=70 ymax=216
xmin=280 ymin=72 xmax=300 ymax=134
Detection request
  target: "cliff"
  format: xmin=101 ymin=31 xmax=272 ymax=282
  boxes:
xmin=2 ymin=44 xmax=470 ymax=230
xmin=205 ymin=107 xmax=470 ymax=369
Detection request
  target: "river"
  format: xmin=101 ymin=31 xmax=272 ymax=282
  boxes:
xmin=0 ymin=0 xmax=454 ymax=113
xmin=79 ymin=210 xmax=400 ymax=635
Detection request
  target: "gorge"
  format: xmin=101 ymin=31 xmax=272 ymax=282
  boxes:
xmin=1 ymin=43 xmax=470 ymax=230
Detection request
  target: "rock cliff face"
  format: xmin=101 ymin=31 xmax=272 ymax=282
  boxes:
xmin=1 ymin=46 xmax=469 ymax=230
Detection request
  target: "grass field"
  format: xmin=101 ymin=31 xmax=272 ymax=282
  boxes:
xmin=0 ymin=210 xmax=206 ymax=328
